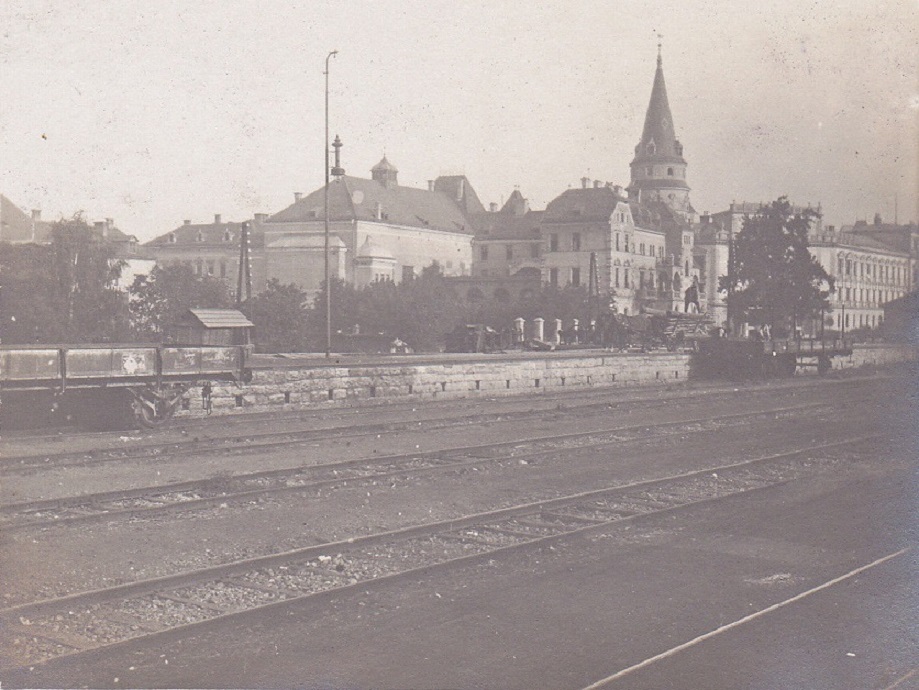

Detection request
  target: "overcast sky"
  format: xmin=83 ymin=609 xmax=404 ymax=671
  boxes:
xmin=2 ymin=0 xmax=917 ymax=241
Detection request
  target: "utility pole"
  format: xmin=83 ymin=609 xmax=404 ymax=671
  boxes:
xmin=323 ymin=50 xmax=338 ymax=358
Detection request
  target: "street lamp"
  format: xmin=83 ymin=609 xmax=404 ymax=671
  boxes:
xmin=324 ymin=49 xmax=338 ymax=358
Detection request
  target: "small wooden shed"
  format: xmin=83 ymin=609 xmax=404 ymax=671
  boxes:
xmin=167 ymin=309 xmax=254 ymax=346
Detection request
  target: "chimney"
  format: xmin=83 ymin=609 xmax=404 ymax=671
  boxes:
xmin=254 ymin=213 xmax=268 ymax=223
xmin=456 ymin=179 xmax=465 ymax=201
xmin=214 ymin=213 xmax=222 ymax=224
xmin=593 ymin=180 xmax=601 ymax=189
xmin=581 ymin=177 xmax=589 ymax=189
xmin=31 ymin=209 xmax=41 ymax=221
xmin=294 ymin=192 xmax=302 ymax=203
xmin=489 ymin=202 xmax=498 ymax=212
xmin=374 ymin=202 xmax=383 ymax=220
xmin=94 ymin=220 xmax=106 ymax=238
xmin=428 ymin=180 xmax=435 ymax=191
xmin=184 ymin=219 xmax=191 ymax=225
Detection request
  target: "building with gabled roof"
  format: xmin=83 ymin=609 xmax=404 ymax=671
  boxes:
xmin=144 ymin=213 xmax=266 ymax=292
xmin=260 ymin=158 xmax=478 ymax=294
xmin=0 ymin=195 xmax=52 ymax=244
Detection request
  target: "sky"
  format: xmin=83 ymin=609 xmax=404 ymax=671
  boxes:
xmin=1 ymin=0 xmax=917 ymax=242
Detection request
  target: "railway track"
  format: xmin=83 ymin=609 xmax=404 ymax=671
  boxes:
xmin=0 ymin=402 xmax=840 ymax=533
xmin=0 ymin=376 xmax=879 ymax=473
xmin=0 ymin=434 xmax=879 ymax=672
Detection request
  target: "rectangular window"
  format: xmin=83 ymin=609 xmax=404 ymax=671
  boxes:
xmin=550 ymin=234 xmax=559 ymax=252
xmin=530 ymin=244 xmax=539 ymax=258
xmin=219 ymin=261 xmax=227 ymax=278
xmin=571 ymin=268 xmax=580 ymax=286
xmin=615 ymin=267 xmax=620 ymax=288
xmin=402 ymin=265 xmax=415 ymax=282
xmin=549 ymin=268 xmax=558 ymax=287
xmin=572 ymin=233 xmax=581 ymax=251
xmin=506 ymin=245 xmax=513 ymax=260
xmin=481 ymin=245 xmax=489 ymax=261
xmin=615 ymin=234 xmax=620 ymax=251
xmin=206 ymin=260 xmax=215 ymax=276
xmin=640 ymin=243 xmax=645 ymax=255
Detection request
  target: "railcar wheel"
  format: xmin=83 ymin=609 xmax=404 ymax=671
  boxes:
xmin=130 ymin=385 xmax=184 ymax=428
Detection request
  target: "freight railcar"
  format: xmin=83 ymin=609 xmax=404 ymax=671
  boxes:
xmin=693 ymin=337 xmax=853 ymax=380
xmin=0 ymin=344 xmax=250 ymax=429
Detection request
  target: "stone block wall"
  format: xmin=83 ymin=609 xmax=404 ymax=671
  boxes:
xmin=174 ymin=344 xmax=917 ymax=419
xmin=184 ymin=352 xmax=693 ymax=417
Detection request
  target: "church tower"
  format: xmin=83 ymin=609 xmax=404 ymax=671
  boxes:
xmin=628 ymin=45 xmax=695 ymax=223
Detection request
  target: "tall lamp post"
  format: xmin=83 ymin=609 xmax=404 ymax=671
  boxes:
xmin=324 ymin=49 xmax=338 ymax=358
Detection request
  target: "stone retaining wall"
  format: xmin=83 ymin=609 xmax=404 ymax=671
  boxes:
xmin=178 ymin=344 xmax=917 ymax=418
xmin=835 ymin=343 xmax=919 ymax=370
xmin=193 ymin=352 xmax=693 ymax=416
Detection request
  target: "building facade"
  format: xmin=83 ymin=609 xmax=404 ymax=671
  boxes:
xmin=144 ymin=214 xmax=266 ymax=293
xmin=694 ymin=205 xmax=915 ymax=333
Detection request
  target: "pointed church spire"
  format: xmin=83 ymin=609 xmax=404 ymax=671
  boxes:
xmin=638 ymin=43 xmax=681 ymax=162
xmin=628 ymin=45 xmax=694 ymax=222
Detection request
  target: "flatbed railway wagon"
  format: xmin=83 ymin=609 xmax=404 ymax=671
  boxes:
xmin=694 ymin=337 xmax=854 ymax=380
xmin=0 ymin=344 xmax=251 ymax=428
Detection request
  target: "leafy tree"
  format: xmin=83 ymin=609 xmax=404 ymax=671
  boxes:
xmin=719 ymin=197 xmax=833 ymax=335
xmin=306 ymin=277 xmax=364 ymax=351
xmin=129 ymin=263 xmax=232 ymax=339
xmin=1 ymin=215 xmax=130 ymax=343
xmin=240 ymin=279 xmax=310 ymax=352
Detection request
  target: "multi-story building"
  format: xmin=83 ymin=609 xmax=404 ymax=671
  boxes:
xmin=144 ymin=214 xmax=266 ymax=293
xmin=260 ymin=159 xmax=477 ymax=295
xmin=811 ymin=217 xmax=914 ymax=333
xmin=143 ymin=159 xmax=481 ymax=298
xmin=468 ymin=49 xmax=700 ymax=316
xmin=694 ymin=206 xmax=914 ymax=333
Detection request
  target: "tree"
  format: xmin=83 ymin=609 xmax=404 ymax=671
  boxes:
xmin=719 ymin=197 xmax=834 ymax=336
xmin=240 ymin=280 xmax=310 ymax=352
xmin=129 ymin=263 xmax=232 ymax=339
xmin=1 ymin=215 xmax=130 ymax=343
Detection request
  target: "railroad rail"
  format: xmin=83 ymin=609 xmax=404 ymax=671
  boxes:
xmin=0 ymin=435 xmax=879 ymax=672
xmin=2 ymin=374 xmax=881 ymax=473
xmin=0 ymin=401 xmax=840 ymax=534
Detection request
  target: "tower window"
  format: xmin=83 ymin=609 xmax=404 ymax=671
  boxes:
xmin=667 ymin=167 xmax=674 ymax=176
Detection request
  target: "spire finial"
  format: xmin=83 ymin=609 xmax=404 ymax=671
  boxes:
xmin=657 ymin=33 xmax=663 ymax=67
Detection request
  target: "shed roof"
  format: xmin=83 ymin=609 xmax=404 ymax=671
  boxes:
xmin=187 ymin=309 xmax=254 ymax=329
